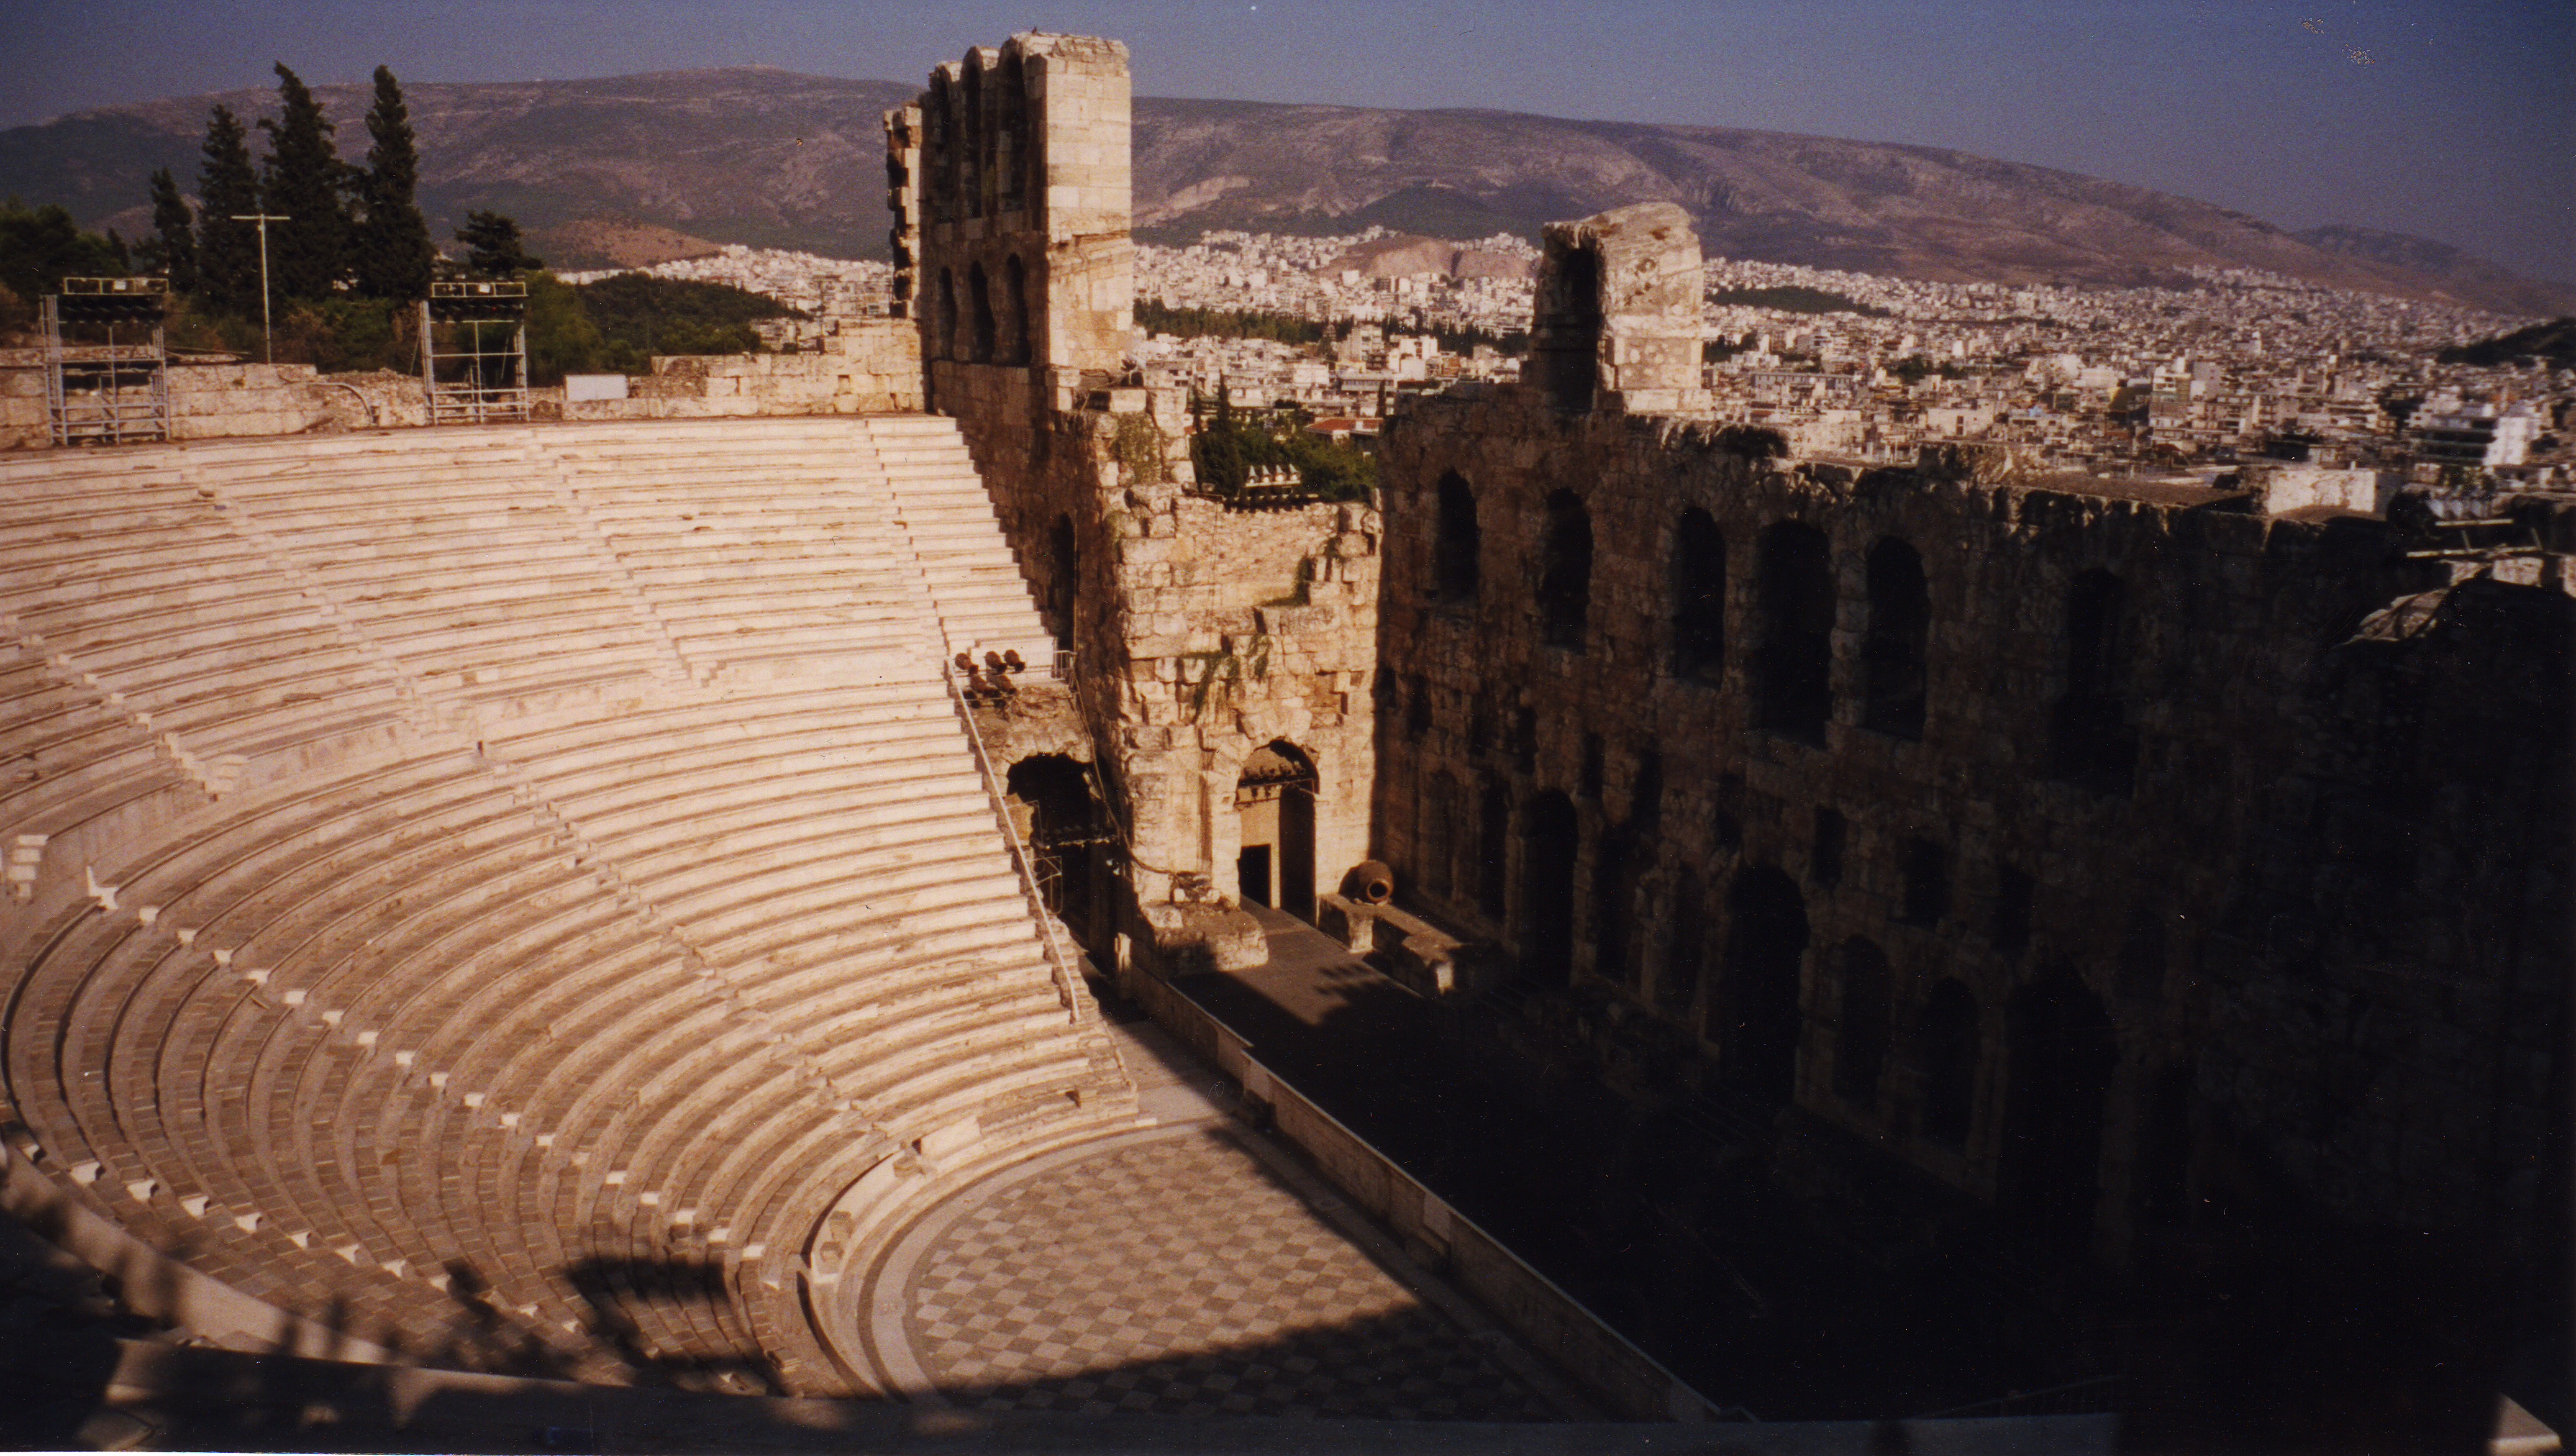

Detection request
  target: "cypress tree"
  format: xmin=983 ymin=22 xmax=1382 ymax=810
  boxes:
xmin=141 ymin=167 xmax=198 ymax=293
xmin=353 ymin=65 xmax=434 ymax=299
xmin=257 ymin=63 xmax=351 ymax=301
xmin=455 ymin=211 xmax=541 ymax=277
xmin=196 ymin=104 xmax=262 ymax=313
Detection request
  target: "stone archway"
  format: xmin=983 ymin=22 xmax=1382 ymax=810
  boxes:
xmin=2000 ymin=969 xmax=2120 ymax=1250
xmin=1519 ymin=790 xmax=1579 ymax=989
xmin=1006 ymin=753 xmax=1104 ymax=948
xmin=1236 ymin=740 xmax=1318 ymax=920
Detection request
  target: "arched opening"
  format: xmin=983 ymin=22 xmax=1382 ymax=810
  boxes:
xmin=1657 ymin=867 xmax=1705 ymax=1016
xmin=968 ymin=262 xmax=996 ymax=363
xmin=1861 ymin=537 xmax=1929 ymax=739
xmin=2000 ymin=970 xmax=2120 ymax=1249
xmin=1432 ymin=471 xmax=1480 ymax=603
xmin=1544 ymin=242 xmax=1602 ymax=411
xmin=1519 ymin=791 xmax=1579 ymax=988
xmin=1590 ymin=823 xmax=1638 ymax=988
xmin=1419 ymin=772 xmax=1459 ymax=901
xmin=994 ymin=53 xmax=1026 ymax=214
xmin=1754 ymin=521 xmax=1834 ymax=744
xmin=2050 ymin=569 xmax=2137 ymax=793
xmin=1537 ymin=490 xmax=1592 ymax=650
xmin=1046 ymin=514 xmax=1078 ymax=650
xmin=1834 ymin=937 xmax=1892 ymax=1108
xmin=1236 ymin=740 xmax=1318 ymax=919
xmin=924 ymin=73 xmax=953 ymax=225
xmin=958 ymin=59 xmax=984 ymax=219
xmin=1003 ymin=253 xmax=1032 ymax=364
xmin=1714 ymin=865 xmax=1808 ymax=1105
xmin=1916 ymin=978 xmax=1980 ymax=1148
xmin=1476 ymin=775 xmax=1511 ymax=919
xmin=1006 ymin=754 xmax=1102 ymax=945
xmin=1670 ymin=507 xmax=1726 ymax=681
xmin=2136 ymin=1060 xmax=2195 ymax=1232
xmin=935 ymin=270 xmax=959 ymax=362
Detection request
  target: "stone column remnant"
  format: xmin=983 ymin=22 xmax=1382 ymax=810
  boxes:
xmin=1529 ymin=201 xmax=1709 ymax=416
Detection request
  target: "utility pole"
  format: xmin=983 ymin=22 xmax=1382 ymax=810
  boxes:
xmin=230 ymin=213 xmax=289 ymax=364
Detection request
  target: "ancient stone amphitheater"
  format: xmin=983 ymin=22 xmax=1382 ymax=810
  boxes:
xmin=0 ymin=416 xmax=1146 ymax=1397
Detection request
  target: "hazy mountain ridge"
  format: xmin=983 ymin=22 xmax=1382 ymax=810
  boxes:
xmin=4 ymin=68 xmax=2566 ymax=313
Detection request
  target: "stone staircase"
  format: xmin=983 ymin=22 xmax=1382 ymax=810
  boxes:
xmin=0 ymin=416 xmax=1136 ymax=1393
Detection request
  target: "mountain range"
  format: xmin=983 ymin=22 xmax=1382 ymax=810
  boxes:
xmin=4 ymin=67 xmax=2567 ymax=316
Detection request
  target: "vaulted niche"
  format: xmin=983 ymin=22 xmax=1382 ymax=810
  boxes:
xmin=1860 ymin=537 xmax=1929 ymax=739
xmin=1754 ymin=522 xmax=1834 ymax=744
xmin=1432 ymin=471 xmax=1481 ymax=604
xmin=1519 ymin=789 xmax=1580 ymax=988
xmin=1537 ymin=490 xmax=1593 ymax=650
xmin=2050 ymin=568 xmax=2138 ymax=793
xmin=1670 ymin=507 xmax=1726 ymax=681
xmin=1713 ymin=864 xmax=1809 ymax=1106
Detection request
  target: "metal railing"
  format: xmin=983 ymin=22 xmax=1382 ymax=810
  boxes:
xmin=939 ymin=655 xmax=1084 ymax=1021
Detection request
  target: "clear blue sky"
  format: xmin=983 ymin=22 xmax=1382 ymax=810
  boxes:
xmin=6 ymin=0 xmax=2570 ymax=284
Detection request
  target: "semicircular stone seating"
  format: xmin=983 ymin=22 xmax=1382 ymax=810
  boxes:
xmin=0 ymin=416 xmax=1132 ymax=1393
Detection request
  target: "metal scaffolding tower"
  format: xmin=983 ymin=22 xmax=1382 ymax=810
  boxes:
xmin=43 ymin=276 xmax=172 ymax=447
xmin=421 ymin=280 xmax=531 ymax=424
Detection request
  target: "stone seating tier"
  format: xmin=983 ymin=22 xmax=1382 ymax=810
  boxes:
xmin=0 ymin=417 xmax=1137 ymax=1387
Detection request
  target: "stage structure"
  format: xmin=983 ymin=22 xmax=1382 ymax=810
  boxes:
xmin=42 ymin=276 xmax=171 ymax=447
xmin=420 ymin=279 xmax=531 ymax=424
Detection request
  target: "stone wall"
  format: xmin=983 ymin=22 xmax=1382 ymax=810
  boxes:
xmin=891 ymin=35 xmax=1381 ymax=973
xmin=1372 ymin=375 xmax=2568 ymax=1273
xmin=561 ymin=325 xmax=921 ymax=421
xmin=1 ymin=360 xmax=363 ymax=448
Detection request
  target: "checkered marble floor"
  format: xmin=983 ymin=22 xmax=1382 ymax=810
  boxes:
xmin=900 ymin=1126 xmax=1564 ymax=1420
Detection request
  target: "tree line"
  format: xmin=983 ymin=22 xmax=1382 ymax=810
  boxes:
xmin=1 ymin=62 xmax=790 ymax=384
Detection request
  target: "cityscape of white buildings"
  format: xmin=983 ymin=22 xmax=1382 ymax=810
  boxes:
xmin=570 ymin=234 xmax=2570 ymax=485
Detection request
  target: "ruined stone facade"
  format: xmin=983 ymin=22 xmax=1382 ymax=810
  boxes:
xmin=889 ymin=36 xmax=1380 ymax=970
xmin=890 ymin=32 xmax=2563 ymax=1308
xmin=1373 ymin=255 xmax=2568 ymax=1275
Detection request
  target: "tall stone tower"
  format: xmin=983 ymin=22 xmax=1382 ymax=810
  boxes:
xmin=885 ymin=34 xmax=1134 ymax=399
xmin=886 ymin=36 xmax=1383 ymax=980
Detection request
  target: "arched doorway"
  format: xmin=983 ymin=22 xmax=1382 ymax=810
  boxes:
xmin=1754 ymin=522 xmax=1835 ymax=744
xmin=1047 ymin=514 xmax=1078 ymax=651
xmin=2000 ymin=969 xmax=2120 ymax=1249
xmin=1519 ymin=791 xmax=1579 ymax=988
xmin=1236 ymin=740 xmax=1317 ymax=920
xmin=1715 ymin=865 xmax=1809 ymax=1105
xmin=1537 ymin=491 xmax=1593 ymax=651
xmin=1006 ymin=754 xmax=1103 ymax=947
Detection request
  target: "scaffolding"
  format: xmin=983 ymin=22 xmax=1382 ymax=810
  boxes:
xmin=43 ymin=276 xmax=171 ymax=447
xmin=420 ymin=280 xmax=530 ymax=424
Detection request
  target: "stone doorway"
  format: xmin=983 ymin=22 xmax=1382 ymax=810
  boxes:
xmin=2000 ymin=970 xmax=2119 ymax=1250
xmin=1519 ymin=791 xmax=1578 ymax=989
xmin=1236 ymin=740 xmax=1318 ymax=921
xmin=1006 ymin=753 xmax=1106 ymax=950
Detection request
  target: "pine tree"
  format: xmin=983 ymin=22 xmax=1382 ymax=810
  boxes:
xmin=257 ymin=63 xmax=351 ymax=301
xmin=352 ymin=65 xmax=434 ymax=299
xmin=139 ymin=167 xmax=198 ymax=293
xmin=195 ymin=104 xmax=262 ymax=313
xmin=455 ymin=211 xmax=541 ymax=277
